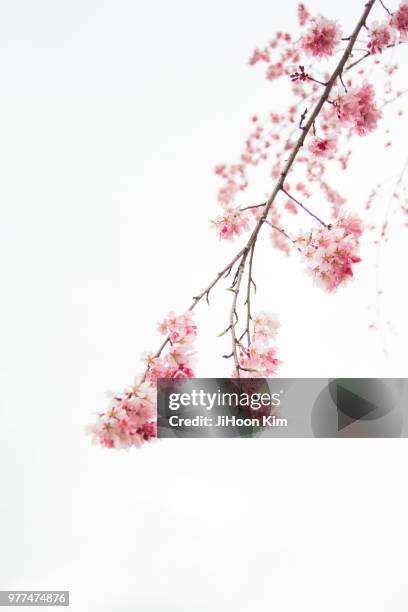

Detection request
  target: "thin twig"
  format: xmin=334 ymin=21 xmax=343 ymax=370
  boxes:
xmin=282 ymin=188 xmax=328 ymax=227
xmin=379 ymin=0 xmax=393 ymax=16
xmin=346 ymin=50 xmax=370 ymax=71
xmin=265 ymin=220 xmax=302 ymax=252
xmin=245 ymin=244 xmax=256 ymax=348
xmin=240 ymin=201 xmax=266 ymax=212
xmin=229 ymin=252 xmax=249 ymax=376
xmin=140 ymin=247 xmax=245 ymax=382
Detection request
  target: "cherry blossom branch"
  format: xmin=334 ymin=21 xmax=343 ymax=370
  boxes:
xmin=282 ymin=188 xmax=328 ymax=226
xmin=240 ymin=201 xmax=267 ymax=212
xmin=145 ymin=0 xmax=377 ymax=384
xmin=229 ymin=251 xmax=249 ymax=373
xmin=223 ymin=0 xmax=377 ymax=372
xmin=379 ymin=0 xmax=393 ymax=16
xmin=89 ymin=0 xmax=408 ymax=451
xmin=346 ymin=50 xmax=371 ymax=71
xmin=245 ymin=244 xmax=256 ymax=347
xmin=247 ymin=0 xmax=375 ymax=236
xmin=265 ymin=220 xmax=301 ymax=252
xmin=140 ymin=246 xmax=247 ymax=382
xmin=381 ymin=88 xmax=408 ymax=108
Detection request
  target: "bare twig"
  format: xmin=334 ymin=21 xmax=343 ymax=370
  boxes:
xmin=265 ymin=220 xmax=302 ymax=252
xmin=282 ymin=188 xmax=328 ymax=227
xmin=346 ymin=50 xmax=370 ymax=71
xmin=245 ymin=244 xmax=256 ymax=348
xmin=379 ymin=0 xmax=393 ymax=16
xmin=229 ymin=252 xmax=249 ymax=376
xmin=240 ymin=201 xmax=266 ymax=212
xmin=299 ymin=107 xmax=308 ymax=130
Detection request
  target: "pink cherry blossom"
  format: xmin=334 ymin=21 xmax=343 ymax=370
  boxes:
xmin=298 ymin=3 xmax=310 ymax=27
xmin=367 ymin=21 xmax=394 ymax=54
xmin=249 ymin=47 xmax=270 ymax=66
xmin=336 ymin=82 xmax=382 ymax=136
xmin=297 ymin=213 xmax=363 ymax=293
xmin=308 ymin=134 xmax=338 ymax=159
xmin=86 ymin=381 xmax=157 ymax=450
xmin=391 ymin=1 xmax=408 ymax=40
xmin=301 ymin=15 xmax=342 ymax=58
xmin=211 ymin=207 xmax=250 ymax=240
xmin=234 ymin=313 xmax=282 ymax=377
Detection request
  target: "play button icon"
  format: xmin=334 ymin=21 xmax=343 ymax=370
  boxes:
xmin=311 ymin=378 xmax=403 ymax=437
xmin=334 ymin=381 xmax=381 ymax=430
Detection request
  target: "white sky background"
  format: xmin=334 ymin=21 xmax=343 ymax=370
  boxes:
xmin=1 ymin=0 xmax=408 ymax=610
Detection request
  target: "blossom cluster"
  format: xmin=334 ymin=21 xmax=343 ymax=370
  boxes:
xmin=335 ymin=82 xmax=382 ymax=136
xmin=367 ymin=1 xmax=408 ymax=54
xmin=235 ymin=313 xmax=282 ymax=377
xmin=212 ymin=7 xmax=391 ymax=246
xmin=300 ymin=15 xmax=342 ymax=58
xmin=86 ymin=312 xmax=197 ymax=449
xmin=211 ymin=206 xmax=250 ymax=240
xmin=297 ymin=214 xmax=363 ymax=293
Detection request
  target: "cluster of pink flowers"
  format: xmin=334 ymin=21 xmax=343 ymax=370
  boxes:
xmin=146 ymin=311 xmax=197 ymax=381
xmin=297 ymin=214 xmax=363 ymax=293
xmin=86 ymin=383 xmax=157 ymax=450
xmin=308 ymin=134 xmax=338 ymax=159
xmin=335 ymin=82 xmax=382 ymax=136
xmin=391 ymin=0 xmax=408 ymax=40
xmin=367 ymin=21 xmax=394 ymax=54
xmin=301 ymin=15 xmax=342 ymax=58
xmin=212 ymin=207 xmax=250 ymax=240
xmin=249 ymin=31 xmax=301 ymax=82
xmin=87 ymin=312 xmax=197 ymax=449
xmin=298 ymin=3 xmax=310 ymax=27
xmin=235 ymin=313 xmax=282 ymax=377
xmin=367 ymin=1 xmax=408 ymax=54
xmin=214 ymin=164 xmax=247 ymax=207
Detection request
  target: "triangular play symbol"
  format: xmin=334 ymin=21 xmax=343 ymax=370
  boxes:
xmin=337 ymin=383 xmax=378 ymax=431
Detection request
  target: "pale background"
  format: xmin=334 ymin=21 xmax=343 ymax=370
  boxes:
xmin=1 ymin=0 xmax=408 ymax=610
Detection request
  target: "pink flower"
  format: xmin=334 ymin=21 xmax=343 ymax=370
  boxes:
xmin=298 ymin=3 xmax=310 ymax=27
xmin=249 ymin=47 xmax=270 ymax=65
xmin=233 ymin=313 xmax=282 ymax=378
xmin=171 ymin=365 xmax=195 ymax=379
xmin=391 ymin=1 xmax=408 ymax=40
xmin=266 ymin=62 xmax=284 ymax=81
xmin=308 ymin=134 xmax=338 ymax=159
xmin=336 ymin=82 xmax=382 ymax=136
xmin=297 ymin=214 xmax=363 ymax=293
xmin=367 ymin=21 xmax=394 ymax=54
xmin=158 ymin=311 xmax=197 ymax=338
xmin=338 ymin=212 xmax=363 ymax=238
xmin=211 ymin=207 xmax=250 ymax=241
xmin=301 ymin=15 xmax=342 ymax=58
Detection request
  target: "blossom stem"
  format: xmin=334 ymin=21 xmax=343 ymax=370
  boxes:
xmin=379 ymin=0 xmax=393 ymax=16
xmin=265 ymin=220 xmax=302 ymax=252
xmin=346 ymin=50 xmax=370 ymax=71
xmin=282 ymin=188 xmax=328 ymax=227
xmin=245 ymin=244 xmax=256 ymax=348
xmin=229 ymin=251 xmax=249 ymax=376
xmin=240 ymin=201 xmax=266 ymax=211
